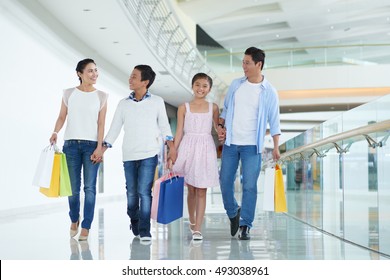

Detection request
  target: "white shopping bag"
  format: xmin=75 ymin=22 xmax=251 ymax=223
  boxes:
xmin=262 ymin=166 xmax=275 ymax=211
xmin=32 ymin=145 xmax=56 ymax=188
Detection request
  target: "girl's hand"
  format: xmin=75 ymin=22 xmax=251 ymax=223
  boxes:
xmin=166 ymin=159 xmax=173 ymax=170
xmin=167 ymin=146 xmax=177 ymax=164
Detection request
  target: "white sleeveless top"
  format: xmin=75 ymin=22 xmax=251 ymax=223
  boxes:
xmin=62 ymin=87 xmax=108 ymax=141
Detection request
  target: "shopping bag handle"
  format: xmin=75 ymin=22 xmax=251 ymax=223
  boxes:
xmin=165 ymin=169 xmax=179 ymax=182
xmin=44 ymin=144 xmax=60 ymax=153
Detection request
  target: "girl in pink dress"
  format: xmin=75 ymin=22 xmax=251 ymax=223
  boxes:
xmin=173 ymin=73 xmax=220 ymax=241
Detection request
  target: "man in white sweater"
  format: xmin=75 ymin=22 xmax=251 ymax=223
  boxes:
xmin=103 ymin=65 xmax=177 ymax=242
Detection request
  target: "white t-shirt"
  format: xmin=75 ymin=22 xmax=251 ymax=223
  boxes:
xmin=231 ymin=80 xmax=261 ymax=145
xmin=63 ymin=87 xmax=108 ymax=141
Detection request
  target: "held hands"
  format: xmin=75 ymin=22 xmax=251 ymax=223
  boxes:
xmin=90 ymin=146 xmax=106 ymax=164
xmin=217 ymin=126 xmax=226 ymax=144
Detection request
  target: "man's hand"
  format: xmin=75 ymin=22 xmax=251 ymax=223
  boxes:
xmin=272 ymin=148 xmax=280 ymax=161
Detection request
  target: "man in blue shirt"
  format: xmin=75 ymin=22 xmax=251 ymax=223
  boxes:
xmin=217 ymin=47 xmax=281 ymax=240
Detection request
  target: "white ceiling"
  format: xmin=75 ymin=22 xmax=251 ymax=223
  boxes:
xmin=14 ymin=0 xmax=390 ymax=134
xmin=19 ymin=0 xmax=193 ymax=106
xmin=178 ymin=0 xmax=390 ymax=68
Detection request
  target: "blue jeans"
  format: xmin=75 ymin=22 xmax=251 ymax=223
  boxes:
xmin=220 ymin=144 xmax=262 ymax=228
xmin=63 ymin=140 xmax=100 ymax=230
xmin=123 ymin=155 xmax=158 ymax=237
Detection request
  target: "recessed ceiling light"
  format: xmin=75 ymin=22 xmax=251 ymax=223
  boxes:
xmin=330 ymin=26 xmax=334 ymax=30
xmin=83 ymin=9 xmax=91 ymax=12
xmin=99 ymin=27 xmax=107 ymax=30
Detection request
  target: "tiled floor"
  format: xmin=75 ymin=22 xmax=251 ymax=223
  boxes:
xmin=0 ymin=192 xmax=388 ymax=260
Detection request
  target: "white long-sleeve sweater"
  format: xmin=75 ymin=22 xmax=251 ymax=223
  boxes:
xmin=104 ymin=94 xmax=173 ymax=161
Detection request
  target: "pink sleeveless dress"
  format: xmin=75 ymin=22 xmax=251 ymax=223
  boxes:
xmin=173 ymin=102 xmax=219 ymax=188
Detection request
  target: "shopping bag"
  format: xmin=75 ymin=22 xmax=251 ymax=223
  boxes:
xmin=151 ymin=173 xmax=171 ymax=221
xmin=274 ymin=164 xmax=287 ymax=212
xmin=155 ymin=175 xmax=184 ymax=224
xmin=59 ymin=153 xmax=72 ymax=196
xmin=262 ymin=166 xmax=275 ymax=211
xmin=32 ymin=145 xmax=55 ymax=188
xmin=39 ymin=153 xmax=61 ymax=197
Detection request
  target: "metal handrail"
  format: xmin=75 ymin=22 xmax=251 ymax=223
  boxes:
xmin=264 ymin=119 xmax=390 ymax=168
xmin=118 ymin=0 xmax=228 ymax=102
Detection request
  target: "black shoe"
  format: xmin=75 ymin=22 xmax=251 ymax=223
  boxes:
xmin=130 ymin=219 xmax=139 ymax=236
xmin=229 ymin=207 xmax=241 ymax=236
xmin=238 ymin=226 xmax=250 ymax=240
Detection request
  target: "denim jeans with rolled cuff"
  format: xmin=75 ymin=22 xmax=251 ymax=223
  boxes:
xmin=123 ymin=155 xmax=158 ymax=238
xmin=63 ymin=140 xmax=100 ymax=230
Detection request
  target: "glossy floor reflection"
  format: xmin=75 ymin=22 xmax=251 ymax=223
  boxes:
xmin=0 ymin=192 xmax=388 ymax=260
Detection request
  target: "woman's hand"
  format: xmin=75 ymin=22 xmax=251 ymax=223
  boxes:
xmin=49 ymin=132 xmax=57 ymax=144
xmin=90 ymin=147 xmax=103 ymax=164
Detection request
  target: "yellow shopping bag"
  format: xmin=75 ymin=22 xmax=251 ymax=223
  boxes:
xmin=39 ymin=153 xmax=61 ymax=197
xmin=274 ymin=164 xmax=287 ymax=212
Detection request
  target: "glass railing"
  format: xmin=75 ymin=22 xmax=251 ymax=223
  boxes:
xmin=261 ymin=93 xmax=390 ymax=257
xmin=202 ymin=43 xmax=390 ymax=72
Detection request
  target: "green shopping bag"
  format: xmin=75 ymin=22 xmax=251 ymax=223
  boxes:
xmin=59 ymin=153 xmax=72 ymax=196
xmin=39 ymin=153 xmax=72 ymax=197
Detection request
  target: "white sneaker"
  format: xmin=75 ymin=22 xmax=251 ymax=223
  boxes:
xmin=140 ymin=236 xmax=152 ymax=245
xmin=140 ymin=236 xmax=152 ymax=242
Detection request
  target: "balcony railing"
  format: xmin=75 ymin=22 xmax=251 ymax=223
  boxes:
xmin=118 ymin=0 xmax=228 ymax=103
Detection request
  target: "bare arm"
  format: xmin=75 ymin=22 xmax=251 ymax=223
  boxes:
xmin=217 ymin=117 xmax=226 ymax=143
xmin=91 ymin=101 xmax=107 ymax=163
xmin=49 ymin=100 xmax=67 ymax=144
xmin=272 ymin=134 xmax=280 ymax=161
xmin=173 ymin=104 xmax=186 ymax=150
xmin=212 ymin=103 xmax=220 ymax=133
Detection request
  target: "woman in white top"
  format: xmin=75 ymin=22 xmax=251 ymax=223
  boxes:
xmin=50 ymin=58 xmax=108 ymax=241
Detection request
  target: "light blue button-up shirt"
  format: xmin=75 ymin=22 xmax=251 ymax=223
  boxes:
xmin=220 ymin=76 xmax=281 ymax=153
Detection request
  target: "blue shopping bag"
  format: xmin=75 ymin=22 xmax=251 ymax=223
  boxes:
xmin=156 ymin=175 xmax=184 ymax=224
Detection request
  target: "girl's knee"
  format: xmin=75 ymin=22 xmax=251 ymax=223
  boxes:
xmin=197 ymin=188 xmax=207 ymax=198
